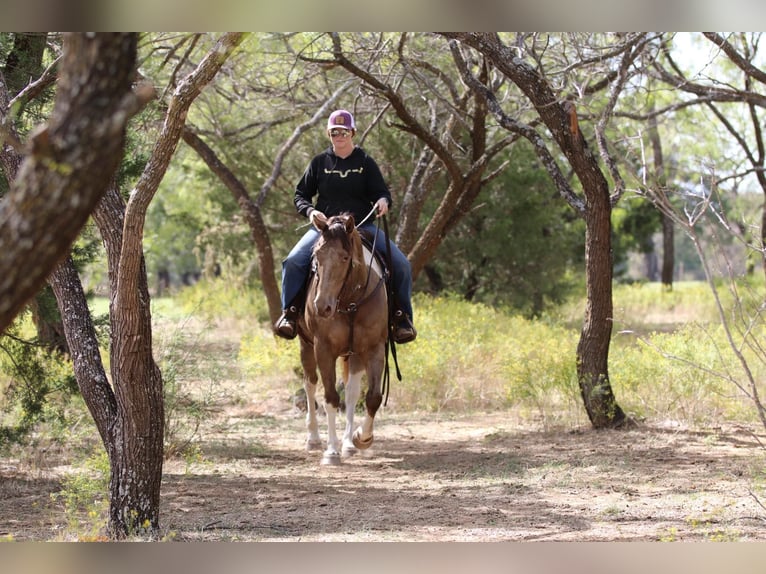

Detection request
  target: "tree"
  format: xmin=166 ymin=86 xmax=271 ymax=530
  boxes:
xmin=293 ymin=32 xmax=517 ymax=281
xmin=649 ymin=33 xmax=766 ymax=280
xmin=443 ymin=32 xmax=648 ymax=428
xmin=181 ymin=84 xmax=353 ymax=323
xmin=1 ymin=33 xmax=73 ymax=352
xmin=90 ymin=31 xmax=245 ymax=537
xmin=2 ymin=31 xmax=245 ymax=538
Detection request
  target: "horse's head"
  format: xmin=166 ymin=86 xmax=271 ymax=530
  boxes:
xmin=312 ymin=214 xmax=359 ymax=318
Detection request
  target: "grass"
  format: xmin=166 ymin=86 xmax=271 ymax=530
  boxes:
xmin=5 ymin=274 xmax=765 ymax=438
xmin=234 ymin=278 xmax=766 ymax=430
xmin=6 ymin=276 xmax=766 ymax=453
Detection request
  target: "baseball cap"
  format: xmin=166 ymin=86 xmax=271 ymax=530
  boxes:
xmin=327 ymin=109 xmax=355 ymax=131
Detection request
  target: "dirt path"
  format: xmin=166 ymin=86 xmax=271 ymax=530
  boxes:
xmin=2 ymin=405 xmax=765 ymax=541
xmin=155 ymin=409 xmax=765 ymax=542
xmin=3 ymin=313 xmax=765 ymax=541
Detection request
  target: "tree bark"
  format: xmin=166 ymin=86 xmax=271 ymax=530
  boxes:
xmin=661 ymin=215 xmax=675 ymax=286
xmin=97 ymin=32 xmax=244 ymax=537
xmin=90 ymin=180 xmax=163 ymax=537
xmin=647 ymin=103 xmax=675 ymax=289
xmin=1 ymin=33 xmax=70 ymax=351
xmin=48 ymin=255 xmax=117 ymax=447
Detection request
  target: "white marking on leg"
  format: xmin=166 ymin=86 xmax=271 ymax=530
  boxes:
xmin=342 ymin=369 xmax=363 ymax=456
xmin=360 ymin=413 xmax=374 ymax=442
xmin=324 ymin=402 xmax=340 ymax=458
xmin=305 ymin=381 xmax=322 ymax=450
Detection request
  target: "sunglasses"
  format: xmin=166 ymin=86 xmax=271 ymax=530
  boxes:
xmin=329 ymin=129 xmax=351 ymax=138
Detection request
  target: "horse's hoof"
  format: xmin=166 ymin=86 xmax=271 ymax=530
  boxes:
xmin=352 ymin=430 xmax=373 ymax=450
xmin=321 ymin=452 xmax=342 ymax=466
xmin=306 ymin=439 xmax=323 ymax=451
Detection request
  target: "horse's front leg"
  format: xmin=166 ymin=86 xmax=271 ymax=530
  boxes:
xmin=353 ymin=347 xmax=385 ymax=450
xmin=341 ymin=360 xmax=362 ymax=457
xmin=317 ymin=349 xmax=342 ymax=465
xmin=300 ymin=340 xmax=322 ymax=451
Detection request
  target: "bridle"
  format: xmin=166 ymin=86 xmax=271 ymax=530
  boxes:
xmin=333 ymin=223 xmax=386 ymax=357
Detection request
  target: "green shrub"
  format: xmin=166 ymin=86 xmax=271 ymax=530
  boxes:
xmin=612 ymin=321 xmax=766 ymax=425
xmin=175 ymin=277 xmax=270 ymax=324
xmin=389 ymin=293 xmax=583 ymax=425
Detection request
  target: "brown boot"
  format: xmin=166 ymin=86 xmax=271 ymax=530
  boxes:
xmin=274 ymin=306 xmax=299 ymax=340
xmin=392 ymin=310 xmax=417 ymax=344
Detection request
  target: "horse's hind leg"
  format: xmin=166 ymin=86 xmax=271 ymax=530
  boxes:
xmin=301 ymin=341 xmax=322 ymax=451
xmin=353 ymin=350 xmax=385 ymax=450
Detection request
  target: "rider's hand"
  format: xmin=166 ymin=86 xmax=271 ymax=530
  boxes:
xmin=310 ymin=209 xmax=327 ymax=228
xmin=374 ymin=198 xmax=389 ymax=217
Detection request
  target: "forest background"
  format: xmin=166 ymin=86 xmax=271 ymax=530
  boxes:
xmin=3 ymin=32 xmax=766 ymax=541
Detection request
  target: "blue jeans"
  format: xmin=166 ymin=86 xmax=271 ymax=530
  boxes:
xmin=280 ymin=223 xmax=414 ymax=320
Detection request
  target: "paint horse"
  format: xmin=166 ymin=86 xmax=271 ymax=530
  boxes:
xmin=298 ymin=213 xmax=388 ymax=465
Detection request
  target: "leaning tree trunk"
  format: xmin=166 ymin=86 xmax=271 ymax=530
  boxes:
xmin=182 ymin=128 xmax=282 ymax=322
xmin=95 ymin=33 xmax=245 ymax=537
xmin=48 ymin=256 xmax=117 ymax=447
xmin=0 ymin=33 xmax=145 ymax=332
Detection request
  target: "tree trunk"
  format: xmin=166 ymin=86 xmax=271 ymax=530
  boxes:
xmin=647 ymin=102 xmax=674 ymax=290
xmin=1 ymin=33 xmax=71 ymax=351
xmin=93 ymin=182 xmax=165 ymax=537
xmin=93 ymin=33 xmax=244 ymax=537
xmin=661 ymin=215 xmax=675 ymax=287
xmin=0 ymin=32 xmax=166 ymax=537
xmin=48 ymin=256 xmax=116 ymax=447
xmin=577 ymin=192 xmax=626 ymax=427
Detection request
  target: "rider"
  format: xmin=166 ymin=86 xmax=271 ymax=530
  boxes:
xmin=274 ymin=109 xmax=417 ymax=344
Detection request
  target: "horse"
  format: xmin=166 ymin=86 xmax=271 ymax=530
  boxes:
xmin=297 ymin=213 xmax=389 ymax=465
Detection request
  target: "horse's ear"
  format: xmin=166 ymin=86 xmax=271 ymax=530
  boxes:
xmin=344 ymin=215 xmax=355 ymax=233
